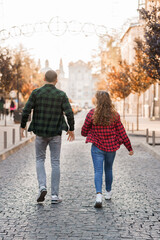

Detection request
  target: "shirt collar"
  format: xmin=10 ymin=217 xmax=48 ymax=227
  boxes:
xmin=44 ymin=84 xmax=56 ymax=88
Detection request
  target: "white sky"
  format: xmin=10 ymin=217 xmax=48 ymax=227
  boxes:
xmin=0 ymin=0 xmax=139 ymax=76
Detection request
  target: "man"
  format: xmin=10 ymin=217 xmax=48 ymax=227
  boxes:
xmin=21 ymin=70 xmax=75 ymax=204
xmin=0 ymin=97 xmax=5 ymax=119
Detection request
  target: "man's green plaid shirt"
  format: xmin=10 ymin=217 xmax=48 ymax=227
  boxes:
xmin=21 ymin=84 xmax=75 ymax=137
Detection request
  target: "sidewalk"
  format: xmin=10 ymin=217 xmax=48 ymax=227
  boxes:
xmin=0 ymin=116 xmax=35 ymax=161
xmin=119 ymin=115 xmax=160 ymax=160
xmin=124 ymin=114 xmax=160 ymax=132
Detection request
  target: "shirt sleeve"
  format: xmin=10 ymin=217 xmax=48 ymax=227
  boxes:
xmin=21 ymin=90 xmax=36 ymax=128
xmin=62 ymin=94 xmax=75 ymax=131
xmin=115 ymin=114 xmax=133 ymax=152
xmin=81 ymin=110 xmax=93 ymax=137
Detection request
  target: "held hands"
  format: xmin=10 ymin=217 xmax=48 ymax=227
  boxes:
xmin=129 ymin=150 xmax=134 ymax=156
xmin=66 ymin=131 xmax=75 ymax=142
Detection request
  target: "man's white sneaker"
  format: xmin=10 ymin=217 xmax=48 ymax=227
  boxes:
xmin=105 ymin=191 xmax=111 ymax=200
xmin=94 ymin=193 xmax=102 ymax=208
xmin=51 ymin=195 xmax=62 ymax=204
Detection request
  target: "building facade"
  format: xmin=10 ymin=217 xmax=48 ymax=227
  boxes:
xmin=119 ymin=0 xmax=160 ymax=118
xmin=56 ymin=59 xmax=69 ymax=95
xmin=68 ymin=60 xmax=98 ymax=107
xmin=41 ymin=59 xmax=98 ymax=107
xmin=120 ymin=24 xmax=145 ymax=116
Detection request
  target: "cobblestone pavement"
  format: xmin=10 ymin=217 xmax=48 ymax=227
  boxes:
xmin=0 ymin=111 xmax=160 ymax=240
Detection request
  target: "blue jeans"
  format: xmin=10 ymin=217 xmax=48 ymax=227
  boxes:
xmin=35 ymin=135 xmax=61 ymax=196
xmin=91 ymin=144 xmax=116 ymax=193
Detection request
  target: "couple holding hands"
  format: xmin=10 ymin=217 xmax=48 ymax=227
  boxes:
xmin=21 ymin=70 xmax=133 ymax=208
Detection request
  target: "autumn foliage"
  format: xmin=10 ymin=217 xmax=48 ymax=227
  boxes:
xmin=0 ymin=45 xmax=43 ymax=101
xmin=107 ymin=62 xmax=131 ymax=100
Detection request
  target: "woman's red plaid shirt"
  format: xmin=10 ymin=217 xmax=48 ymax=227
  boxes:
xmin=81 ymin=109 xmax=133 ymax=152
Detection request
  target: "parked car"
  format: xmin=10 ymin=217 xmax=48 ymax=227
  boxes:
xmin=70 ymin=103 xmax=81 ymax=114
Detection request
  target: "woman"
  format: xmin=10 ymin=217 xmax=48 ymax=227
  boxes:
xmin=10 ymin=100 xmax=16 ymax=117
xmin=81 ymin=91 xmax=133 ymax=208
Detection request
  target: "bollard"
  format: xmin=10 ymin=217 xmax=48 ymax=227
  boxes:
xmin=19 ymin=127 xmax=22 ymax=141
xmin=146 ymin=129 xmax=149 ymax=143
xmin=12 ymin=128 xmax=15 ymax=144
xmin=25 ymin=128 xmax=28 ymax=138
xmin=132 ymin=123 xmax=134 ymax=133
xmin=127 ymin=122 xmax=129 ymax=131
xmin=4 ymin=131 xmax=7 ymax=149
xmin=152 ymin=131 xmax=155 ymax=146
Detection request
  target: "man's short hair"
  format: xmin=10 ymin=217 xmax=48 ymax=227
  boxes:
xmin=45 ymin=70 xmax=57 ymax=83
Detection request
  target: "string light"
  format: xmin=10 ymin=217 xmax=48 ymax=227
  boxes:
xmin=0 ymin=16 xmax=110 ymax=42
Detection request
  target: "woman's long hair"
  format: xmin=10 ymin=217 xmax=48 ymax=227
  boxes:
xmin=93 ymin=91 xmax=118 ymax=126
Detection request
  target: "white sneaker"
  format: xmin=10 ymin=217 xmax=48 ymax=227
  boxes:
xmin=105 ymin=191 xmax=111 ymax=200
xmin=51 ymin=195 xmax=62 ymax=204
xmin=94 ymin=193 xmax=102 ymax=208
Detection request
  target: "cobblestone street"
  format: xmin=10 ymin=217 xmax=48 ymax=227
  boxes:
xmin=0 ymin=111 xmax=160 ymax=240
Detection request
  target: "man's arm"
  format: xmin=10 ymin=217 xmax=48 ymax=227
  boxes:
xmin=62 ymin=94 xmax=75 ymax=141
xmin=20 ymin=90 xmax=35 ymax=137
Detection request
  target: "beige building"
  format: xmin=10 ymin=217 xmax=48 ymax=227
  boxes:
xmin=68 ymin=60 xmax=98 ymax=107
xmin=120 ymin=23 xmax=144 ymax=116
xmin=120 ymin=24 xmax=144 ymax=65
xmin=56 ymin=59 xmax=69 ymax=95
xmin=119 ymin=0 xmax=160 ymax=118
xmin=41 ymin=59 xmax=98 ymax=106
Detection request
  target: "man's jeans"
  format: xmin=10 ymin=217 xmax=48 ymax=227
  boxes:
xmin=91 ymin=144 xmax=116 ymax=193
xmin=35 ymin=135 xmax=61 ymax=196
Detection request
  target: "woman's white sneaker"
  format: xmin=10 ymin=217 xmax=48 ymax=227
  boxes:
xmin=94 ymin=193 xmax=102 ymax=208
xmin=105 ymin=191 xmax=111 ymax=200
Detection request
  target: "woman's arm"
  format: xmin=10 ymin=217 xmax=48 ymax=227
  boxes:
xmin=81 ymin=110 xmax=93 ymax=137
xmin=115 ymin=114 xmax=133 ymax=152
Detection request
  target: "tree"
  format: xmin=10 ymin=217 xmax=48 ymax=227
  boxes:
xmin=12 ymin=45 xmax=43 ymax=103
xmin=140 ymin=6 xmax=160 ymax=117
xmin=0 ymin=45 xmax=43 ymax=109
xmin=100 ymin=36 xmax=121 ymax=74
xmin=0 ymin=48 xmax=14 ymax=93
xmin=140 ymin=6 xmax=160 ymax=82
xmin=107 ymin=62 xmax=131 ymax=120
xmin=94 ymin=35 xmax=121 ymax=93
xmin=130 ymin=39 xmax=152 ymax=130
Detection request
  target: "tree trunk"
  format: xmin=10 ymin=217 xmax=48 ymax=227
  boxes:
xmin=123 ymin=98 xmax=125 ymax=121
xmin=3 ymin=92 xmax=7 ymax=127
xmin=152 ymin=83 xmax=156 ymax=119
xmin=17 ymin=74 xmax=19 ymax=110
xmin=137 ymin=94 xmax=139 ymax=131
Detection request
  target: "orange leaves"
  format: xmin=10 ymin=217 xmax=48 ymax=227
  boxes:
xmin=130 ymin=39 xmax=152 ymax=95
xmin=107 ymin=63 xmax=131 ymax=101
xmin=21 ymin=82 xmax=35 ymax=101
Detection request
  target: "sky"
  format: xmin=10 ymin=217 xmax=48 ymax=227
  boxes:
xmin=0 ymin=0 xmax=139 ymax=76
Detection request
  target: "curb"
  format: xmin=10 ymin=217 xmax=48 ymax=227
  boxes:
xmin=0 ymin=136 xmax=35 ymax=161
xmin=141 ymin=142 xmax=160 ymax=161
xmin=129 ymin=133 xmax=146 ymax=137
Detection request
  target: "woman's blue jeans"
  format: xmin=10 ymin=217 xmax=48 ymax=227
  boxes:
xmin=91 ymin=144 xmax=116 ymax=193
